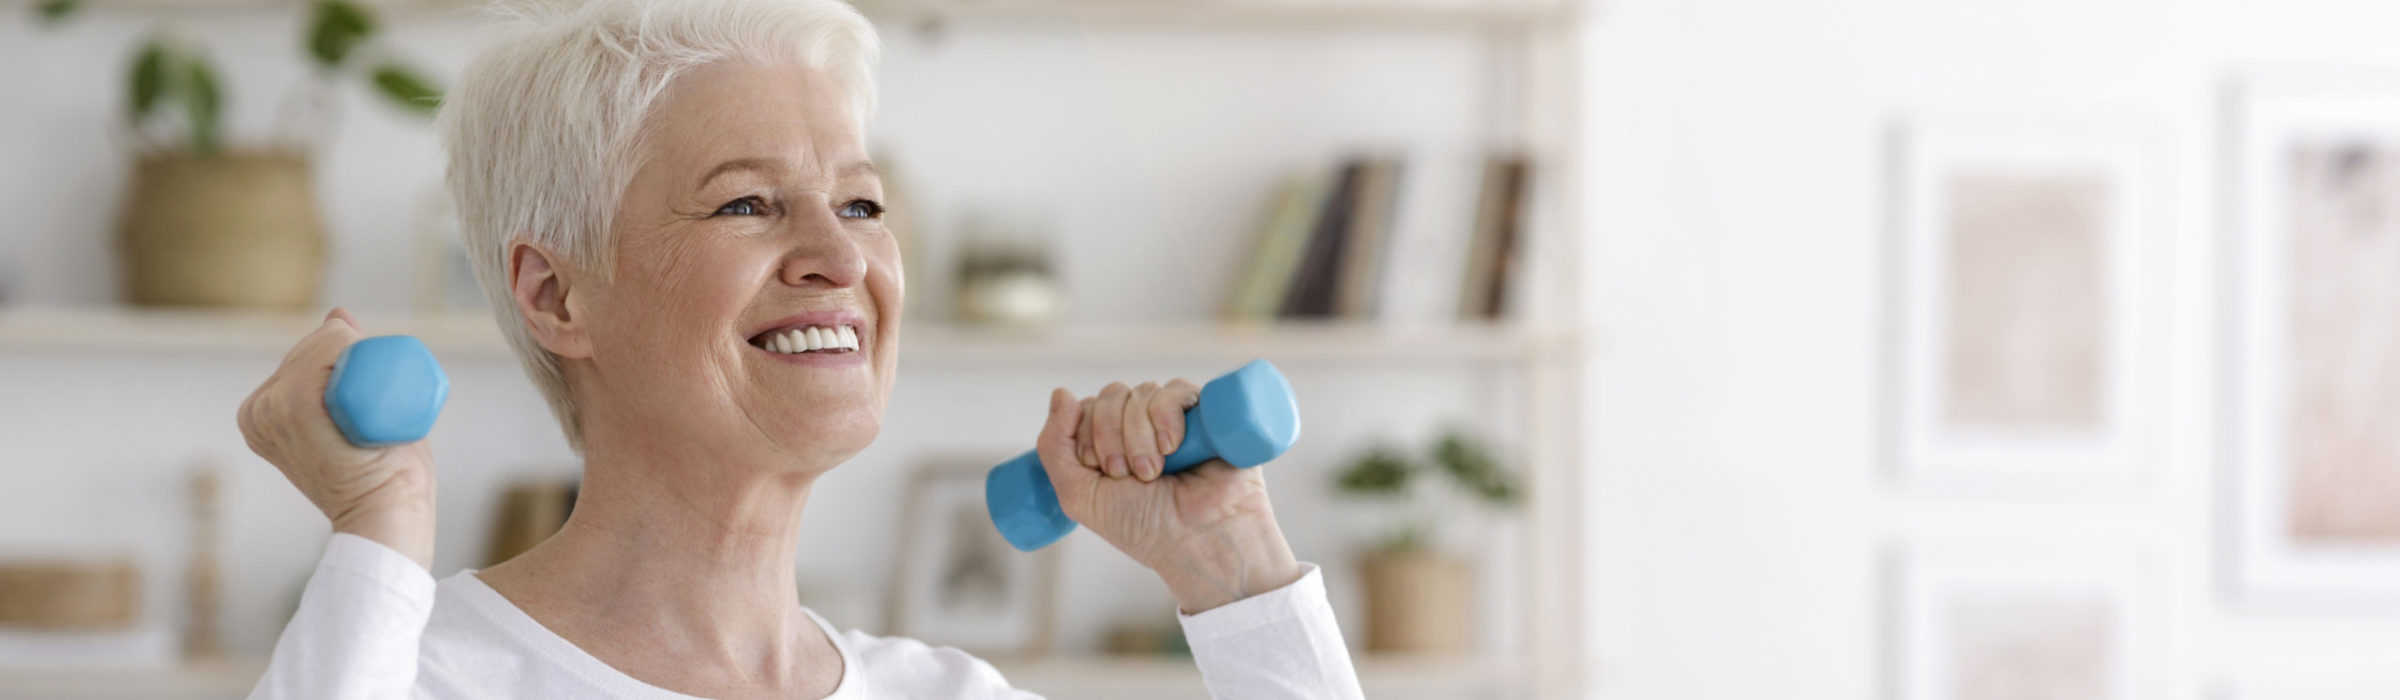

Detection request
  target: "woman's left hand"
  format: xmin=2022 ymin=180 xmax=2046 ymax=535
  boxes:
xmin=1033 ymin=381 xmax=1305 ymax=614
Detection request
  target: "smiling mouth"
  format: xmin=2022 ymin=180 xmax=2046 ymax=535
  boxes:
xmin=748 ymin=323 xmax=863 ymax=355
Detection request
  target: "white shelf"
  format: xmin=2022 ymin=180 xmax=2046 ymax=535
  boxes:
xmin=861 ymin=0 xmax=1574 ymax=31
xmin=0 ymin=654 xmax=1528 ymax=699
xmin=46 ymin=0 xmax=1576 ymax=29
xmin=0 ymin=306 xmax=1573 ymax=365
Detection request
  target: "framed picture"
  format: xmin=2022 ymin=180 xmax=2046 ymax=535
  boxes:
xmin=1889 ymin=116 xmax=2157 ymax=494
xmin=1887 ymin=540 xmax=2159 ymax=700
xmin=2227 ymin=71 xmax=2400 ymax=606
xmin=887 ymin=459 xmax=1058 ymax=657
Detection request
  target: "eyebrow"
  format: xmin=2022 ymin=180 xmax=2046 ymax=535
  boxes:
xmin=696 ymin=157 xmax=879 ymax=189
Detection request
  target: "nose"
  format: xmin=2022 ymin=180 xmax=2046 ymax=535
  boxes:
xmin=776 ymin=204 xmax=868 ymax=289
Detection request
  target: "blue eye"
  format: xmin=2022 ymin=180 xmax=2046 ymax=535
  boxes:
xmin=840 ymin=199 xmax=886 ymax=220
xmin=715 ymin=196 xmax=768 ymax=217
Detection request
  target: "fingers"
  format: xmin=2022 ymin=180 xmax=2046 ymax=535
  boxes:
xmin=1074 ymin=398 xmax=1098 ymax=467
xmin=1035 ymin=388 xmax=1088 ymax=480
xmin=1091 ymin=381 xmax=1132 ymax=478
xmin=1151 ymin=378 xmax=1200 ymax=456
xmin=1121 ymin=382 xmax=1162 ymax=482
xmin=278 ymin=307 xmax=367 ymax=375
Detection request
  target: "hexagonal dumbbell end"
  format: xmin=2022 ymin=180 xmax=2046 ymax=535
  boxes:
xmin=324 ymin=335 xmax=450 ymax=448
xmin=985 ymin=359 xmax=1301 ymax=552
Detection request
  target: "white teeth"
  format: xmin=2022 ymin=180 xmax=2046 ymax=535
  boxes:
xmin=759 ymin=324 xmax=863 ymax=354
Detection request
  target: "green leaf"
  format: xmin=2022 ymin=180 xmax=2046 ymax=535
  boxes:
xmin=369 ymin=64 xmax=442 ymax=116
xmin=307 ymin=0 xmax=377 ymax=67
xmin=1433 ymin=432 xmax=1519 ymax=506
xmin=1334 ymin=447 xmax=1414 ymax=497
xmin=36 ymin=0 xmax=81 ymax=24
xmin=183 ymin=54 xmax=224 ymax=156
xmin=128 ymin=40 xmax=169 ymax=121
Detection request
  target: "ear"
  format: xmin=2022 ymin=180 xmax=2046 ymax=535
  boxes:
xmin=508 ymin=240 xmax=595 ymax=361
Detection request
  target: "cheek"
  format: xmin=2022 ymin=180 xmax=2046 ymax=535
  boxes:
xmin=610 ymin=239 xmax=772 ymax=358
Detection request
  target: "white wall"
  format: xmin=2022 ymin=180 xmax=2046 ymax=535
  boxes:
xmin=1579 ymin=0 xmax=2400 ymax=698
xmin=0 ymin=6 xmax=1530 ymax=658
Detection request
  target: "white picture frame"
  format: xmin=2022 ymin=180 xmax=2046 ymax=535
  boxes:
xmin=886 ymin=460 xmax=1059 ymax=657
xmin=1887 ymin=540 xmax=2160 ymax=700
xmin=2226 ymin=70 xmax=2400 ymax=607
xmin=1889 ymin=116 xmax=2157 ymax=495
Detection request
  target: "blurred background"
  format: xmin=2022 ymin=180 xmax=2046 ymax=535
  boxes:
xmin=2 ymin=0 xmax=2398 ymax=698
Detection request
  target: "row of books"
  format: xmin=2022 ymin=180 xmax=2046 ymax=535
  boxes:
xmin=1224 ymin=152 xmax=1531 ymax=323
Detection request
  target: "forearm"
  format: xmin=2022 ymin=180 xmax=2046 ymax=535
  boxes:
xmin=1155 ymin=514 xmax=1306 ymax=614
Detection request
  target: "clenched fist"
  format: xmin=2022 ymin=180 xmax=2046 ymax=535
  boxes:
xmin=1033 ymin=381 xmax=1303 ymax=614
xmin=237 ymin=308 xmax=436 ymax=569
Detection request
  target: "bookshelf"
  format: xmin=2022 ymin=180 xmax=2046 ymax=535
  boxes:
xmin=1 ymin=0 xmax=1590 ymax=696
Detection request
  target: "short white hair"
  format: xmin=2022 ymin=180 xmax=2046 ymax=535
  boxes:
xmin=437 ymin=0 xmax=881 ymax=453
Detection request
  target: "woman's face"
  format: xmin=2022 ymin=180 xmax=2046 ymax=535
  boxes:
xmin=577 ymin=60 xmax=901 ymax=471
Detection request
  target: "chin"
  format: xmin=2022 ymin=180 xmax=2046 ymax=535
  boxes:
xmin=765 ymin=405 xmax=882 ymax=467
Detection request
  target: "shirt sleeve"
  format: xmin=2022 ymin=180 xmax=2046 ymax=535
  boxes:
xmin=248 ymin=533 xmax=436 ymax=700
xmin=1176 ymin=563 xmax=1364 ymax=700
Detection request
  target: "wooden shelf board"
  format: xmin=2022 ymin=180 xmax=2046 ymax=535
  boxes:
xmin=0 ymin=306 xmax=1571 ymax=364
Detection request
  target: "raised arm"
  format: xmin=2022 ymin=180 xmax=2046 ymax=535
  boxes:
xmin=236 ymin=308 xmax=440 ymax=699
xmin=1031 ymin=384 xmax=1365 ymax=699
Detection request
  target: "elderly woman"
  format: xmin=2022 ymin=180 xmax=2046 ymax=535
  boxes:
xmin=233 ymin=0 xmax=1360 ymax=697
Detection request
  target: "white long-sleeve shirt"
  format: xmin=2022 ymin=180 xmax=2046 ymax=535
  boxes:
xmin=250 ymin=534 xmax=1363 ymax=699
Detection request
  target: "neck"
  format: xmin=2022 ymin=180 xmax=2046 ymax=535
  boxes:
xmin=483 ymin=432 xmax=827 ymax=686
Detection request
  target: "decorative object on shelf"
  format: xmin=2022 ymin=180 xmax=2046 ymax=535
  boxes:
xmin=0 ymin=559 xmax=138 ymax=630
xmin=34 ymin=0 xmax=444 ymax=310
xmin=1888 ymin=116 xmax=2156 ymax=495
xmin=183 ymin=461 xmax=225 ymax=658
xmin=1888 ymin=540 xmax=2157 ymax=700
xmin=1332 ymin=428 xmax=1519 ymax=654
xmin=2226 ymin=71 xmax=2400 ymax=604
xmin=483 ymin=476 xmax=579 ymax=568
xmin=119 ymin=150 xmax=329 ymax=309
xmin=953 ymin=211 xmax=1061 ymax=327
xmin=890 ymin=459 xmax=1058 ymax=658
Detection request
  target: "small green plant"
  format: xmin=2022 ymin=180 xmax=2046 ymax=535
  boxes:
xmin=1332 ymin=428 xmax=1520 ymax=553
xmin=36 ymin=0 xmax=443 ymax=156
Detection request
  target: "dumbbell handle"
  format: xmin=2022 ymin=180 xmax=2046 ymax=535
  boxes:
xmin=985 ymin=359 xmax=1301 ymax=552
xmin=325 ymin=335 xmax=450 ymax=448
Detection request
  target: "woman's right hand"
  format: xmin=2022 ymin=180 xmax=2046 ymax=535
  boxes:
xmin=237 ymin=308 xmax=437 ymax=569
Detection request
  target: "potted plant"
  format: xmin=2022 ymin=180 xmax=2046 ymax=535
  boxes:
xmin=1332 ymin=428 xmax=1520 ymax=654
xmin=36 ymin=0 xmax=441 ymax=309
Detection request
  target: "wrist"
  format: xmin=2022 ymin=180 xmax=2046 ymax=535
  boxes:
xmin=328 ymin=470 xmax=435 ymax=571
xmin=1156 ymin=516 xmax=1304 ymax=614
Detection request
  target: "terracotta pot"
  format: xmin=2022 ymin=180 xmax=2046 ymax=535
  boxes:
xmin=117 ymin=149 xmax=327 ymax=309
xmin=1361 ymin=549 xmax=1474 ymax=654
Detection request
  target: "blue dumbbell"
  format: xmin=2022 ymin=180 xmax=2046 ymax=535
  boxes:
xmin=325 ymin=336 xmax=450 ymax=448
xmin=985 ymin=359 xmax=1301 ymax=552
